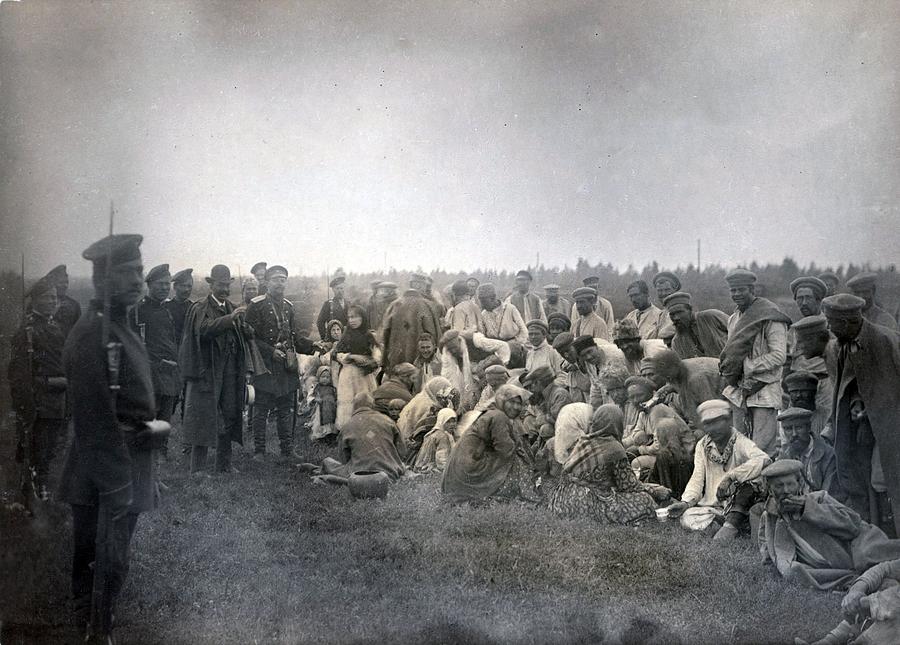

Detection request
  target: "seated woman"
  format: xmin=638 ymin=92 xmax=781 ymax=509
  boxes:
xmin=548 ymin=404 xmax=659 ymax=525
xmin=413 ymin=409 xmax=458 ymax=474
xmin=441 ymin=384 xmax=539 ymax=504
xmin=398 ymin=375 xmax=455 ymax=444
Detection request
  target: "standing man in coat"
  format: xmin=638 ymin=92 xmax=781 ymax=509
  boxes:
xmin=58 ymin=233 xmax=169 ymax=643
xmin=45 ymin=264 xmax=82 ymax=340
xmin=316 ymin=273 xmax=348 ymax=340
xmin=164 ymin=268 xmax=194 ymax=348
xmin=505 ymin=270 xmax=547 ymax=325
xmin=382 ymin=273 xmax=443 ymax=372
xmin=664 ymin=291 xmax=729 ymax=359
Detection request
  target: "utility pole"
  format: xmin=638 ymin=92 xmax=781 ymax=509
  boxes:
xmin=697 ymin=239 xmax=701 ymax=271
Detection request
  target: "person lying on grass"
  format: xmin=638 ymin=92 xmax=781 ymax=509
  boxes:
xmin=758 ymin=459 xmax=900 ymax=592
xmin=667 ymin=399 xmax=771 ymax=542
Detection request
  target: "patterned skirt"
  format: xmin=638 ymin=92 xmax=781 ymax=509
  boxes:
xmin=548 ymin=477 xmax=656 ymax=525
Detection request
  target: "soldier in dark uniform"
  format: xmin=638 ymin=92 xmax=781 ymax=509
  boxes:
xmin=164 ymin=267 xmax=194 ymax=347
xmin=46 ymin=264 xmax=82 ymax=340
xmin=245 ymin=265 xmax=299 ymax=459
xmin=8 ymin=278 xmax=68 ymax=501
xmin=58 ymin=233 xmax=169 ymax=642
xmin=131 ymin=264 xmax=180 ymax=439
xmin=250 ymin=261 xmax=268 ymax=296
xmin=316 ymin=273 xmax=348 ymax=340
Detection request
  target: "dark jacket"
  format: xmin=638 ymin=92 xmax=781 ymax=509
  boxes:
xmin=8 ymin=312 xmax=67 ymax=420
xmin=245 ymin=294 xmax=300 ymax=397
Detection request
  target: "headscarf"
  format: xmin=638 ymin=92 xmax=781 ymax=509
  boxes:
xmin=398 ymin=376 xmax=454 ymax=440
xmin=335 ymin=305 xmax=376 ymax=355
xmin=588 ymin=404 xmax=625 ymax=440
xmin=494 ymin=383 xmax=531 ymax=410
xmin=563 ymin=404 xmax=627 ymax=476
xmin=325 ymin=319 xmax=344 ymax=343
xmin=553 ymin=403 xmax=594 ymax=464
xmin=316 ymin=365 xmax=332 ymax=380
xmin=440 ymin=330 xmax=473 ymax=400
xmin=432 ymin=408 xmax=458 ymax=434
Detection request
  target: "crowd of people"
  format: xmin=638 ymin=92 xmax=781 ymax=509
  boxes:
xmin=8 ymin=234 xmax=900 ymax=644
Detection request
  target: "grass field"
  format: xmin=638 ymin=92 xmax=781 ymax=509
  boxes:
xmin=1 ymin=416 xmax=842 ymax=645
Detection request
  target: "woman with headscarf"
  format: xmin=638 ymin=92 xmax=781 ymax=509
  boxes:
xmin=398 ymin=376 xmax=455 ymax=442
xmin=413 ymin=408 xmax=459 ymax=474
xmin=334 ymin=305 xmax=381 ymax=429
xmin=441 ymin=384 xmax=539 ymax=503
xmin=548 ymin=404 xmax=658 ymax=524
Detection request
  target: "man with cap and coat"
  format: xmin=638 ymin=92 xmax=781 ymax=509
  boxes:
xmin=476 ymin=282 xmax=529 ymax=344
xmin=664 ymin=291 xmax=729 ymax=359
xmin=316 ymin=272 xmax=348 ymax=340
xmin=45 ymin=264 xmax=82 ymax=340
xmin=623 ymin=280 xmax=665 ymax=340
xmin=787 ymin=315 xmax=834 ymax=438
xmin=570 ymin=276 xmax=615 ymax=335
xmin=719 ymin=268 xmax=791 ymax=458
xmin=784 ymin=368 xmax=832 ymax=441
xmin=130 ymin=265 xmax=180 ymax=438
xmin=823 ymin=293 xmax=900 ymax=536
xmin=180 ymin=265 xmax=264 ymax=474
xmin=524 ymin=319 xmax=563 ymax=374
xmin=382 ymin=274 xmax=444 ymax=372
xmin=505 ymin=270 xmax=547 ymax=325
xmin=250 ymin=261 xmax=268 ymax=296
xmin=571 ymin=287 xmax=610 ymax=340
xmin=777 ymin=407 xmax=837 ymax=494
xmin=367 ymin=280 xmax=398 ymax=336
xmin=818 ymin=271 xmax=840 ymax=297
xmin=787 ymin=276 xmax=829 ymax=369
xmin=245 ymin=265 xmax=302 ymax=459
xmin=164 ymin=268 xmax=194 ymax=348
xmin=653 ymin=271 xmax=682 ymax=333
xmin=57 ymin=233 xmax=169 ymax=642
xmin=446 ymin=279 xmax=481 ymax=336
xmin=846 ymin=272 xmax=898 ymax=331
xmin=8 ymin=278 xmax=67 ymax=501
xmin=541 ymin=284 xmax=571 ymax=317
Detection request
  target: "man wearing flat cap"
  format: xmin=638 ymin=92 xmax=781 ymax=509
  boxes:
xmin=719 ymin=268 xmax=791 ymax=457
xmin=653 ymin=271 xmax=682 ymax=332
xmin=776 ymin=407 xmax=836 ymax=494
xmin=45 ymin=264 xmax=81 ymax=340
xmin=250 ymin=262 xmax=268 ymax=297
xmin=505 ymin=270 xmax=547 ymax=326
xmin=164 ymin=268 xmax=194 ymax=349
xmin=570 ymin=276 xmax=615 ymax=338
xmin=612 ymin=318 xmax=666 ymax=376
xmin=664 ymin=291 xmax=728 ymax=360
xmin=818 ymin=271 xmax=840 ymax=297
xmin=571 ymin=287 xmax=610 ymax=341
xmin=786 ymin=276 xmax=828 ymax=370
xmin=520 ymin=364 xmax=570 ymax=447
xmin=8 ymin=278 xmax=67 ymax=501
xmin=846 ymin=272 xmax=898 ymax=331
xmin=823 ymin=293 xmax=900 ymax=535
xmin=180 ymin=265 xmax=264 ymax=474
xmin=130 ymin=264 xmax=180 ymax=451
xmin=57 ymin=233 xmax=168 ymax=641
xmin=525 ymin=319 xmax=563 ymax=375
xmin=546 ymin=311 xmax=570 ymax=344
xmin=316 ymin=272 xmax=348 ymax=340
xmin=623 ymin=280 xmax=665 ymax=340
xmin=784 ymin=367 xmax=832 ymax=441
xmin=541 ymin=284 xmax=571 ymax=318
xmin=382 ymin=273 xmax=444 ymax=372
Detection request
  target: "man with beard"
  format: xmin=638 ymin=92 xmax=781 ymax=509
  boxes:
xmin=784 ymin=370 xmax=832 ymax=440
xmin=520 ymin=365 xmax=570 ymax=448
xmin=45 ymin=264 xmax=81 ymax=340
xmin=573 ymin=334 xmax=627 ymax=408
xmin=788 ymin=276 xmax=828 ymax=369
xmin=611 ymin=319 xmax=666 ymax=375
xmin=571 ymin=287 xmax=609 ymax=340
xmin=777 ymin=407 xmax=836 ymax=493
xmin=623 ymin=280 xmax=665 ymax=340
xmin=846 ymin=272 xmax=898 ymax=331
xmin=664 ymin=291 xmax=729 ymax=359
xmin=720 ymin=269 xmax=790 ymax=457
xmin=250 ymin=261 xmax=268 ymax=296
xmin=164 ymin=268 xmax=194 ymax=347
xmin=382 ymin=274 xmax=444 ymax=372
xmin=653 ymin=271 xmax=682 ymax=333
xmin=505 ymin=270 xmax=546 ymax=325
xmin=541 ymin=284 xmax=571 ymax=317
xmin=570 ymin=276 xmax=615 ymax=336
xmin=316 ymin=273 xmax=348 ymax=340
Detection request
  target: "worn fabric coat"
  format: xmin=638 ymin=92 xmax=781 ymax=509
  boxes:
xmin=671 ymin=310 xmax=729 ymax=359
xmin=337 ymin=401 xmax=407 ymax=481
xmin=382 ymin=290 xmax=444 ymax=371
xmin=130 ymin=296 xmax=181 ymax=399
xmin=672 ymin=357 xmax=726 ymax=430
xmin=9 ymin=312 xmax=67 ymax=420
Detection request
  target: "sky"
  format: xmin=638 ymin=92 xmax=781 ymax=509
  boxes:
xmin=1 ymin=1 xmax=898 ymax=279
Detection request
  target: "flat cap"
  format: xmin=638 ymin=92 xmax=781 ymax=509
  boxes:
xmin=725 ymin=268 xmax=757 ymax=287
xmin=818 ymin=271 xmax=839 ymax=285
xmin=552 ymin=331 xmax=575 ymax=353
xmin=543 ymin=284 xmax=560 ymax=291
xmin=265 ymin=265 xmax=288 ymax=280
xmin=572 ymin=334 xmax=597 ymax=355
xmin=783 ymin=370 xmax=819 ymax=392
xmin=777 ymin=407 xmax=814 ymax=423
xmin=761 ymin=459 xmax=804 ymax=479
xmin=516 ymin=270 xmax=533 ymax=280
xmin=391 ymin=362 xmax=418 ymax=378
xmin=613 ymin=319 xmax=641 ymax=342
xmin=484 ymin=364 xmax=510 ymax=376
xmin=663 ymin=291 xmax=693 ymax=311
xmin=697 ymin=399 xmax=731 ymax=423
xmin=82 ymin=234 xmax=143 ymax=266
xmin=822 ymin=294 xmax=865 ymax=319
xmin=582 ymin=276 xmax=600 ymax=287
xmin=846 ymin=272 xmax=877 ymax=291
xmin=572 ymin=287 xmax=597 ymax=300
xmin=172 ymin=268 xmax=193 ymax=284
xmin=145 ymin=264 xmax=171 ymax=283
xmin=790 ymin=276 xmax=827 ymax=300
xmin=46 ymin=265 xmax=68 ymax=280
xmin=653 ymin=271 xmax=682 ymax=290
xmin=526 ymin=319 xmax=549 ymax=335
xmin=379 ymin=281 xmax=398 ymax=290
xmin=547 ymin=312 xmax=571 ymax=329
xmin=409 ymin=272 xmax=428 ymax=284
xmin=329 ymin=274 xmax=346 ymax=288
xmin=370 ymin=280 xmax=383 ymax=290
xmin=206 ymin=264 xmax=233 ymax=283
xmin=27 ymin=278 xmax=56 ymax=298
xmin=624 ymin=376 xmax=656 ymax=392
xmin=791 ymin=315 xmax=828 ymax=336
xmin=476 ymin=283 xmax=496 ymax=297
xmin=250 ymin=262 xmax=267 ymax=275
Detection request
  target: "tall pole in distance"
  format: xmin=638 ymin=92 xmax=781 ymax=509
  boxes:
xmin=697 ymin=239 xmax=701 ymax=272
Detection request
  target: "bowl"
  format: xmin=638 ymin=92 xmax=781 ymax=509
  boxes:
xmin=348 ymin=470 xmax=390 ymax=499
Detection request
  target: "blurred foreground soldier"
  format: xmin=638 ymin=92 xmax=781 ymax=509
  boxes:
xmin=505 ymin=270 xmax=546 ymax=325
xmin=664 ymin=291 xmax=728 ymax=359
xmin=241 ymin=275 xmax=259 ymax=305
xmin=131 ymin=265 xmax=180 ymax=440
xmin=46 ymin=264 xmax=81 ymax=339
xmin=383 ymin=274 xmax=443 ymax=371
xmin=541 ymin=284 xmax=571 ymax=318
xmin=58 ymin=233 xmax=170 ymax=642
xmin=250 ymin=261 xmax=268 ymax=296
xmin=823 ymin=294 xmax=900 ymax=534
xmin=818 ymin=271 xmax=840 ymax=297
xmin=570 ymin=276 xmax=614 ymax=337
xmin=623 ymin=280 xmax=664 ymax=340
xmin=846 ymin=272 xmax=898 ymax=331
xmin=9 ymin=278 xmax=67 ymax=500
xmin=180 ymin=265 xmax=261 ymax=474
xmin=164 ymin=268 xmax=193 ymax=347
xmin=316 ymin=273 xmax=347 ymax=340
xmin=245 ymin=265 xmax=299 ymax=459
xmin=720 ymin=268 xmax=790 ymax=457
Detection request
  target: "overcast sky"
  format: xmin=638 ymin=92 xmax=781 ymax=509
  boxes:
xmin=1 ymin=1 xmax=898 ymax=279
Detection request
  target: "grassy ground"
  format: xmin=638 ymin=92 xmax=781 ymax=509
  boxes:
xmin=1 ymin=415 xmax=842 ymax=645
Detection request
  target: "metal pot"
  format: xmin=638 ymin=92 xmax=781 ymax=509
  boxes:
xmin=348 ymin=470 xmax=390 ymax=499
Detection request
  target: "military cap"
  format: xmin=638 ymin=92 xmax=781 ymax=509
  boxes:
xmin=783 ymin=371 xmax=819 ymax=393
xmin=777 ymin=407 xmax=814 ymax=423
xmin=817 ymin=271 xmax=839 ymax=285
xmin=822 ymin=294 xmax=865 ymax=319
xmin=790 ymin=276 xmax=827 ymax=300
xmin=791 ymin=315 xmax=828 ymax=337
xmin=391 ymin=362 xmax=418 ymax=378
xmin=379 ymin=281 xmax=398 ymax=290
xmin=265 ymin=265 xmax=288 ymax=280
xmin=543 ymin=284 xmax=560 ymax=291
xmin=450 ymin=279 xmax=469 ymax=296
xmin=652 ymin=271 xmax=682 ymax=290
xmin=572 ymin=334 xmax=596 ymax=355
xmin=547 ymin=312 xmax=571 ymax=329
xmin=206 ymin=264 xmax=234 ymax=284
xmin=724 ymin=268 xmax=757 ymax=287
xmin=46 ymin=264 xmax=68 ymax=281
xmin=613 ymin=319 xmax=641 ymax=342
xmin=572 ymin=287 xmax=597 ymax=300
xmin=27 ymin=278 xmax=56 ymax=298
xmin=145 ymin=264 xmax=171 ymax=283
xmin=761 ymin=459 xmax=804 ymax=479
xmin=624 ymin=376 xmax=656 ymax=393
xmin=250 ymin=262 xmax=267 ymax=275
xmin=582 ymin=276 xmax=601 ymax=287
xmin=82 ymin=234 xmax=143 ymax=267
xmin=526 ymin=319 xmax=549 ymax=334
xmin=521 ymin=365 xmax=555 ymax=386
xmin=409 ymin=272 xmax=428 ymax=284
xmin=663 ymin=291 xmax=693 ymax=311
xmin=329 ymin=274 xmax=346 ymax=288
xmin=484 ymin=364 xmax=510 ymax=377
xmin=172 ymin=268 xmax=193 ymax=284
xmin=697 ymin=399 xmax=731 ymax=423
xmin=552 ymin=331 xmax=575 ymax=353
xmin=515 ymin=270 xmax=533 ymax=281
xmin=846 ymin=272 xmax=877 ymax=291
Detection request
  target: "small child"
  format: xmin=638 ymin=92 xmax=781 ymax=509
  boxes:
xmin=309 ymin=365 xmax=338 ymax=442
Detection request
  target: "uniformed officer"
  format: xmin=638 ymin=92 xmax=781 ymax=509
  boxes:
xmin=45 ymin=264 xmax=82 ymax=339
xmin=58 ymin=233 xmax=169 ymax=642
xmin=8 ymin=277 xmax=68 ymax=501
xmin=163 ymin=267 xmax=194 ymax=347
xmin=250 ymin=261 xmax=268 ymax=296
xmin=245 ymin=265 xmax=299 ymax=459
